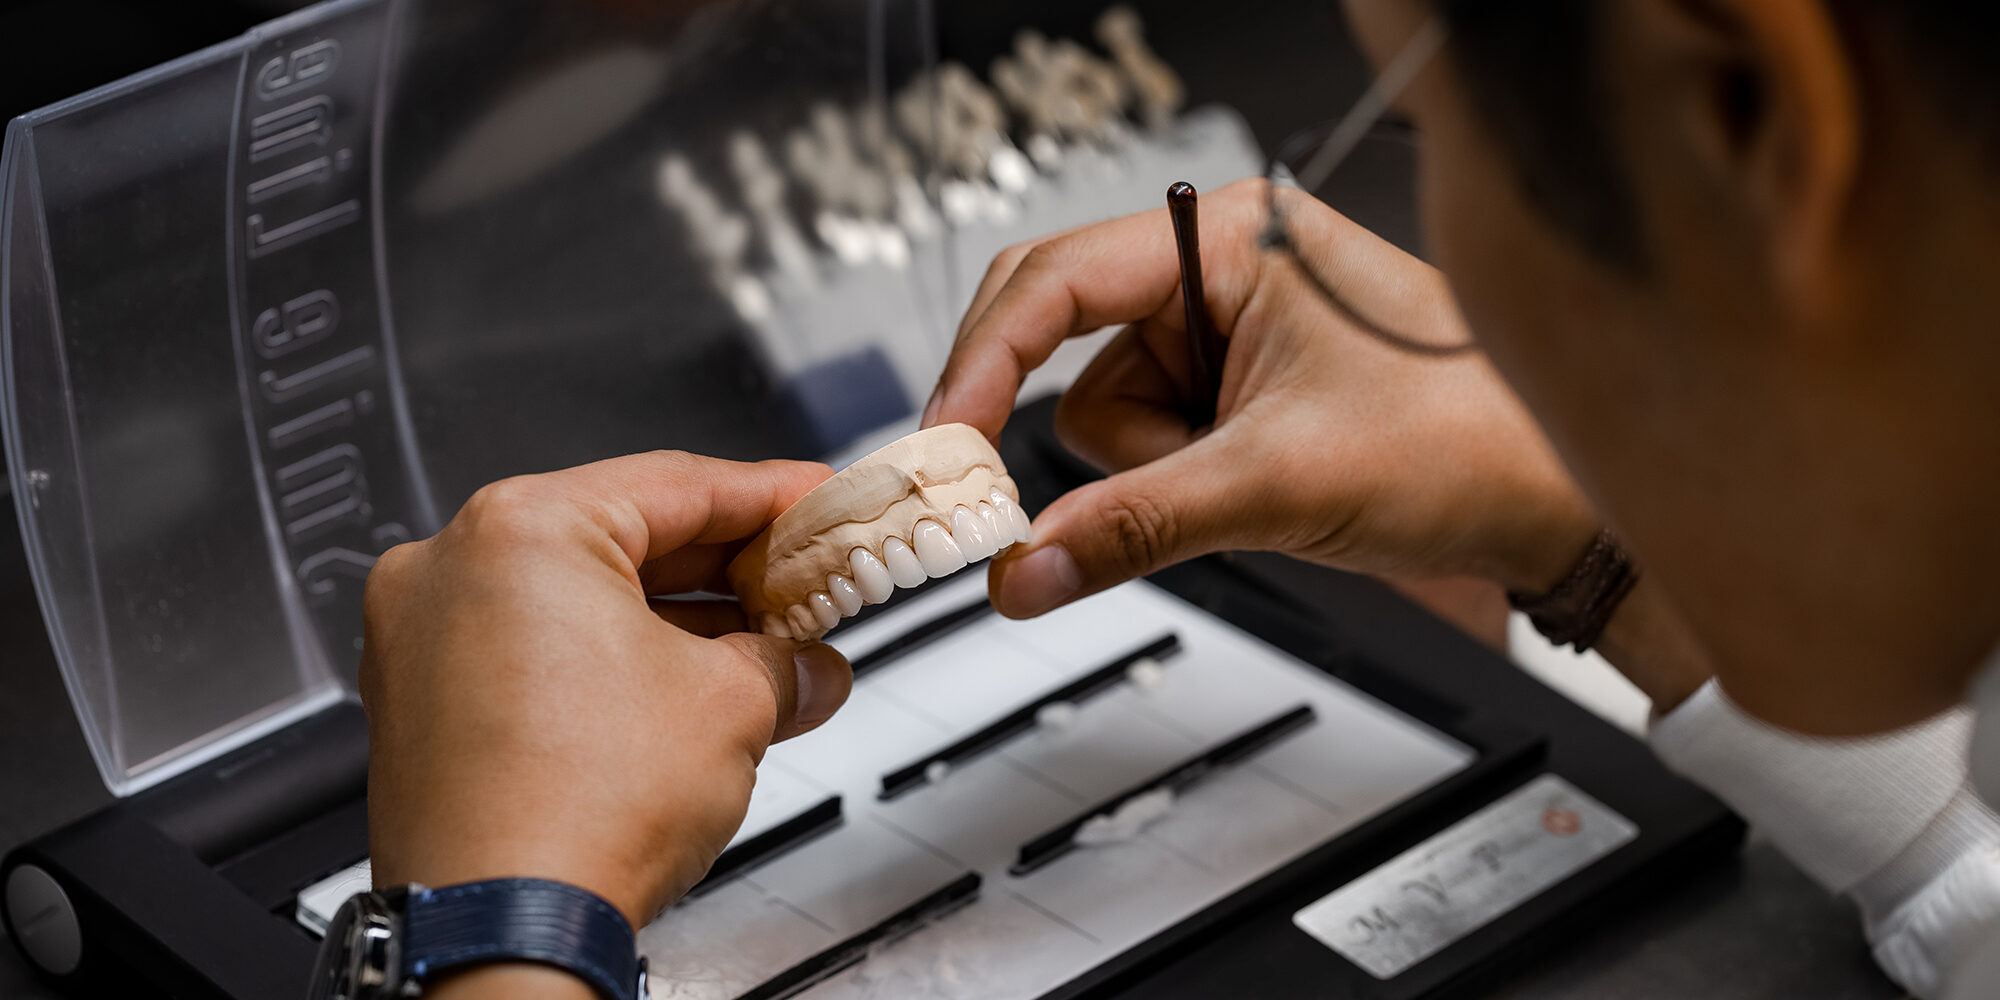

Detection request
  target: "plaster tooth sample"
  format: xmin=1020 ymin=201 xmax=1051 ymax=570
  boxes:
xmin=881 ymin=537 xmax=928 ymax=589
xmin=995 ymin=29 xmax=1128 ymax=150
xmin=809 ymin=592 xmax=841 ymax=631
xmin=1097 ymin=5 xmax=1187 ymax=131
xmin=1026 ymin=132 xmax=1065 ymax=171
xmin=848 ymin=549 xmax=896 ymax=604
xmin=730 ymin=423 xmax=1023 ymax=640
xmin=940 ymin=180 xmax=984 ymax=226
xmin=826 ymin=574 xmax=864 ymax=617
xmin=891 ymin=173 xmax=940 ymax=240
xmin=912 ymin=519 xmax=968 ymax=577
xmin=896 ymin=62 xmax=1010 ymax=182
xmin=656 ymin=153 xmax=764 ymax=319
xmin=813 ymin=212 xmax=875 ymax=266
xmin=988 ymin=143 xmax=1035 ymax=194
xmin=868 ymin=220 xmax=912 ymax=271
xmin=978 ymin=183 xmax=1020 ymax=225
xmin=727 ymin=130 xmax=818 ymax=291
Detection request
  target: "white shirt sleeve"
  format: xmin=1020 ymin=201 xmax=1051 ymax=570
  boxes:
xmin=1650 ymin=680 xmax=2000 ymax=997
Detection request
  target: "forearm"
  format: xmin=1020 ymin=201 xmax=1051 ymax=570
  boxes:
xmin=429 ymin=966 xmax=599 ymax=1000
xmin=1489 ymin=516 xmax=1713 ymax=713
xmin=1592 ymin=574 xmax=1714 ymax=714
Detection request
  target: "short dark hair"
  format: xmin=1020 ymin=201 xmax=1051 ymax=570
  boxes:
xmin=1431 ymin=0 xmax=2000 ymax=275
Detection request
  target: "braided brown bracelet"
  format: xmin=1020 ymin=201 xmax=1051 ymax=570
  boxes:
xmin=1507 ymin=531 xmax=1639 ymax=653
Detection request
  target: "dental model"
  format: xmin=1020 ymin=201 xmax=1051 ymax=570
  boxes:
xmin=1097 ymin=5 xmax=1185 ymax=132
xmin=727 ymin=130 xmax=819 ymax=292
xmin=787 ymin=102 xmax=903 ymax=267
xmin=855 ymin=103 xmax=940 ymax=241
xmin=655 ymin=153 xmax=770 ymax=322
xmin=994 ymin=30 xmax=1129 ymax=152
xmin=729 ymin=423 xmax=1033 ymax=640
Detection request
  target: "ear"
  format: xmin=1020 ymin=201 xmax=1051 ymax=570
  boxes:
xmin=1620 ymin=0 xmax=1860 ymax=319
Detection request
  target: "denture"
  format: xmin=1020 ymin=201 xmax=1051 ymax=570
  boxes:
xmin=728 ymin=423 xmax=1033 ymax=640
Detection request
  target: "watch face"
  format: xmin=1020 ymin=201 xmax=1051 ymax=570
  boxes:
xmin=308 ymin=892 xmax=400 ymax=1000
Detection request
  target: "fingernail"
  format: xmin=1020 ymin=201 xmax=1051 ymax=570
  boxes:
xmin=793 ymin=643 xmax=851 ymax=728
xmin=996 ymin=544 xmax=1083 ymax=618
xmin=920 ymin=386 xmax=944 ymax=429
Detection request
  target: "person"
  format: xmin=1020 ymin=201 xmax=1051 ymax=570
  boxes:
xmin=351 ymin=0 xmax=2000 ymax=996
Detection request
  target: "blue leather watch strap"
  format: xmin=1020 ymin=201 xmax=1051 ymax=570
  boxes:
xmin=400 ymin=878 xmax=641 ymax=1000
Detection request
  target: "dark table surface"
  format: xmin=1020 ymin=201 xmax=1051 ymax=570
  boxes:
xmin=0 ymin=516 xmax=1901 ymax=1000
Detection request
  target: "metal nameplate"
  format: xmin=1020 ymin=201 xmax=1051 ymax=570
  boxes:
xmin=1292 ymin=773 xmax=1637 ymax=979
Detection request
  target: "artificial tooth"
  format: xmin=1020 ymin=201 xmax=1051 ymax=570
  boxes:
xmin=808 ymin=592 xmax=841 ymax=630
xmin=950 ymin=505 xmax=998 ymax=560
xmin=826 ymin=573 xmax=864 ymax=616
xmin=911 ymin=519 xmax=968 ymax=576
xmin=994 ymin=491 xmax=1033 ymax=543
xmin=881 ymin=537 xmax=928 ymax=588
xmin=975 ymin=501 xmax=1010 ymax=549
xmin=787 ymin=604 xmax=816 ymax=637
xmin=762 ymin=613 xmax=792 ymax=639
xmin=849 ymin=548 xmax=897 ymax=603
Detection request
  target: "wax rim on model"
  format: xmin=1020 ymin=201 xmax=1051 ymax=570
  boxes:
xmin=727 ymin=423 xmax=1033 ymax=641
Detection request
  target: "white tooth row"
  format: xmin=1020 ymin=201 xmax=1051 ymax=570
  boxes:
xmin=764 ymin=490 xmax=1033 ymax=639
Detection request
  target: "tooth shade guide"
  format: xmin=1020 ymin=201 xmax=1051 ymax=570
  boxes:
xmin=684 ymin=795 xmax=844 ymax=898
xmin=1009 ymin=703 xmax=1319 ymax=876
xmin=720 ymin=871 xmax=986 ymax=1000
xmin=846 ymin=596 xmax=996 ymax=679
xmin=1074 ymin=788 xmax=1175 ymax=846
xmin=874 ymin=633 xmax=1181 ymax=801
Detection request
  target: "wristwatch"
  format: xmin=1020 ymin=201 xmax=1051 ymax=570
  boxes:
xmin=307 ymin=878 xmax=650 ymax=1000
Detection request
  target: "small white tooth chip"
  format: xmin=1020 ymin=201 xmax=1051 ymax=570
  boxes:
xmin=1126 ymin=657 xmax=1166 ymax=692
xmin=1035 ymin=701 xmax=1078 ymax=732
xmin=1075 ymin=788 xmax=1176 ymax=846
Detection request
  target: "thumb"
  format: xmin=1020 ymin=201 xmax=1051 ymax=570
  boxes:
xmin=714 ymin=633 xmax=854 ymax=742
xmin=988 ymin=440 xmax=1247 ymax=618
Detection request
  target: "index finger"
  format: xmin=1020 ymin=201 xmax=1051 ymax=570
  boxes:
xmin=928 ymin=206 xmax=1187 ymax=439
xmin=542 ymin=452 xmax=833 ymax=571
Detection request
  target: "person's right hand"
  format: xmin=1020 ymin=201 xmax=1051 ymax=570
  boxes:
xmin=924 ymin=178 xmax=1599 ymax=618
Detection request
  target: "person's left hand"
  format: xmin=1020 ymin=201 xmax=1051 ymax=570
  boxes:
xmin=359 ymin=452 xmax=853 ymax=936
